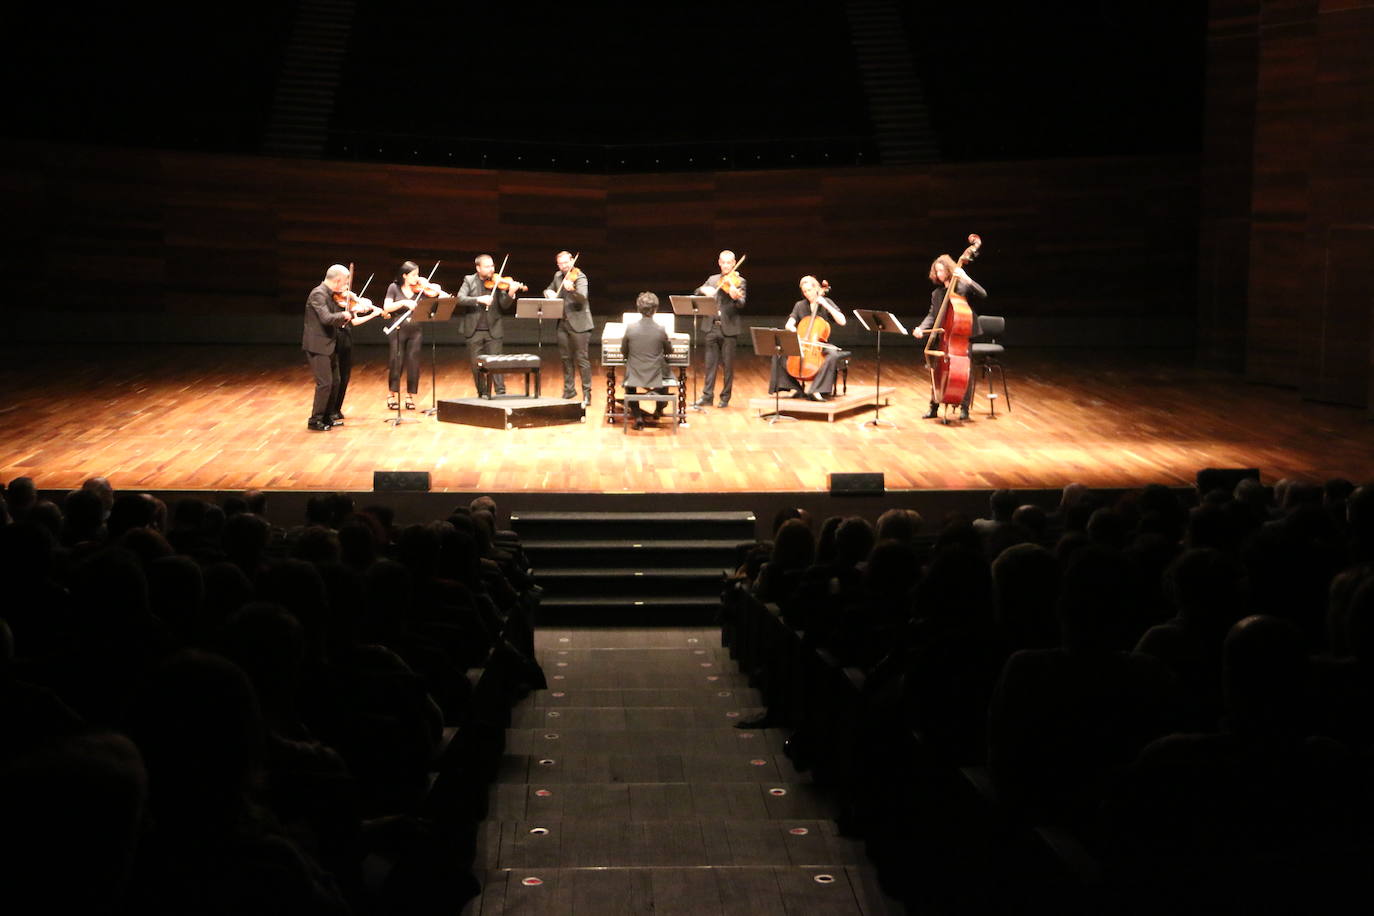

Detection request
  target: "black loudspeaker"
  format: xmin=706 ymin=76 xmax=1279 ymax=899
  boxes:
xmin=373 ymin=470 xmax=431 ymax=492
xmin=829 ymin=472 xmax=885 ymax=496
xmin=1195 ymin=467 xmax=1259 ymax=495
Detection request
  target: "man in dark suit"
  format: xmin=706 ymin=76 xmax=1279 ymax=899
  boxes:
xmin=624 ymin=292 xmax=672 ymax=429
xmin=694 ymin=249 xmax=747 ymax=408
xmin=543 ymin=250 xmax=593 ymax=405
xmin=302 ymin=264 xmax=359 ymax=431
xmin=456 ymin=254 xmax=523 ymax=396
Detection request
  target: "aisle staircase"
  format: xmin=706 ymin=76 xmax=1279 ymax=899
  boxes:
xmin=513 ymin=511 xmax=756 ymax=625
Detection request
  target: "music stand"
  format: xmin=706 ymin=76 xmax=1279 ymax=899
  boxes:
xmin=670 ymin=295 xmax=719 ymax=413
xmin=516 ymin=297 xmax=564 ymax=350
xmin=412 ymin=297 xmax=459 ymax=417
xmin=749 ymin=327 xmax=800 ymax=424
xmin=853 ymin=309 xmax=907 ymax=429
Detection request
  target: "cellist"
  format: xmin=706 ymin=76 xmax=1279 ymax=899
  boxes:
xmin=912 ymin=254 xmax=986 ymax=420
xmin=769 ymin=275 xmax=848 ymax=401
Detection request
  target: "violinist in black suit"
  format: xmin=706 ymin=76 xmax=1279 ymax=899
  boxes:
xmin=456 ymin=254 xmax=524 ymax=397
xmin=302 ymin=264 xmax=373 ymax=431
xmin=693 ymin=249 xmax=747 ymax=408
xmin=624 ymin=292 xmax=672 ymax=429
xmin=543 ymin=250 xmax=593 ymax=405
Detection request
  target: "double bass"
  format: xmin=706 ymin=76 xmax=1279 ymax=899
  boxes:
xmin=786 ymin=279 xmax=833 ymax=381
xmin=923 ymin=234 xmax=982 ymax=414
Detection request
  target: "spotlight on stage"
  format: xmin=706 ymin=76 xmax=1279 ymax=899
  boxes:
xmin=373 ymin=471 xmax=431 ymax=492
xmin=828 ymin=472 xmax=885 ymax=496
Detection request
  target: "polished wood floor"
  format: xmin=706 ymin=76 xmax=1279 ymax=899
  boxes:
xmin=2 ymin=344 xmax=1371 ymax=493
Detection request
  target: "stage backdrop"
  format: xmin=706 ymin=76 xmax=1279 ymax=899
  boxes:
xmin=0 ymin=139 xmax=1197 ymax=349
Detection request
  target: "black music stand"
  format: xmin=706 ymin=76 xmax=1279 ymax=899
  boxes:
xmin=670 ymin=295 xmax=719 ymax=413
xmin=516 ymin=297 xmax=564 ymax=350
xmin=412 ymin=297 xmax=459 ymax=417
xmin=853 ymin=309 xmax=907 ymax=429
xmin=750 ymin=327 xmax=800 ymax=425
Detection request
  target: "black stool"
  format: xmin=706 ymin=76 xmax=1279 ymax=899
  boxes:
xmin=970 ymin=315 xmax=1010 ymax=416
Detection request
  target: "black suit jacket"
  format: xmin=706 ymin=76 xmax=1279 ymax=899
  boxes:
xmin=545 ymin=270 xmax=593 ymax=333
xmin=623 ymin=316 xmax=671 ymax=388
xmin=456 ymin=273 xmax=519 ymax=339
xmin=302 ymin=283 xmax=349 ymax=354
xmin=696 ymin=272 xmax=747 ymax=336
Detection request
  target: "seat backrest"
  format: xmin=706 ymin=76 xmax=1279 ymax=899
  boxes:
xmin=977 ymin=314 xmax=1005 ymax=338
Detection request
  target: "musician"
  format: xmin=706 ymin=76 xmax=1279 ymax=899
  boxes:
xmin=913 ymin=254 xmax=986 ymax=420
xmin=302 ymin=264 xmax=373 ymax=431
xmin=381 ymin=261 xmax=447 ymax=410
xmin=457 ymin=254 xmax=522 ymax=397
xmin=769 ymin=275 xmax=848 ymax=401
xmin=693 ymin=249 xmax=747 ymax=408
xmin=623 ymin=291 xmax=672 ymax=429
xmin=543 ymin=250 xmax=592 ymax=405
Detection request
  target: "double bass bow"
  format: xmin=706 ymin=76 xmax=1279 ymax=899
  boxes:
xmin=923 ymin=233 xmax=982 ymax=416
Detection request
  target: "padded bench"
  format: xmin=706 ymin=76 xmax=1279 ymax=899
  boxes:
xmin=475 ymin=353 xmax=541 ymax=399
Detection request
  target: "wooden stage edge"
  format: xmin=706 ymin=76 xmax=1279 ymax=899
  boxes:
xmin=3 ymin=344 xmax=1373 ymax=515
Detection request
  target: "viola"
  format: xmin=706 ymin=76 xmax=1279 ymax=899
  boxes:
xmin=923 ymin=234 xmax=982 ymax=412
xmin=718 ymin=253 xmax=747 ymax=297
xmin=787 ymin=280 xmax=832 ymax=381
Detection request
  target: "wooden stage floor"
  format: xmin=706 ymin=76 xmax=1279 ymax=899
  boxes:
xmin=2 ymin=344 xmax=1371 ymax=494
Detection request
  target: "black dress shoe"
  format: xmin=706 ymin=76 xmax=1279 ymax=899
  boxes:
xmin=307 ymin=418 xmax=332 ymax=431
xmin=327 ymin=413 xmax=344 ymax=426
xmin=694 ymin=396 xmax=713 ymax=408
xmin=632 ymin=419 xmax=645 ymax=430
xmin=562 ymin=390 xmax=577 ymax=400
xmin=582 ymin=392 xmax=592 ymax=407
xmin=959 ymin=407 xmax=971 ymax=421
xmin=922 ymin=404 xmax=940 ymax=419
xmin=717 ymin=399 xmax=730 ymax=408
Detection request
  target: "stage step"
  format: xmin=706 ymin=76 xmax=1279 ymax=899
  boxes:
xmin=515 ymin=511 xmax=755 ymax=625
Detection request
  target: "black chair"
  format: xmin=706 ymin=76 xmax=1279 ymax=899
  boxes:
xmin=970 ymin=315 xmax=1010 ymax=416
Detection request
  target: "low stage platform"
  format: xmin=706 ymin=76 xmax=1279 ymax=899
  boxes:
xmin=2 ymin=343 xmax=1371 ymax=496
xmin=748 ymin=387 xmax=895 ymax=422
xmin=436 ymin=396 xmax=585 ymax=430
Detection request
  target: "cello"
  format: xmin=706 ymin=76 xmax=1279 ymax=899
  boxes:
xmin=786 ymin=279 xmax=833 ymax=381
xmin=923 ymin=234 xmax=982 ymax=418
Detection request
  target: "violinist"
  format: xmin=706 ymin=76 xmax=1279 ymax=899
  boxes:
xmin=912 ymin=254 xmax=986 ymax=420
xmin=693 ymin=249 xmax=747 ymax=408
xmin=303 ymin=264 xmax=374 ymax=431
xmin=457 ymin=253 xmax=524 ymax=397
xmin=382 ymin=261 xmax=448 ymax=410
xmin=543 ymin=250 xmax=592 ymax=405
xmin=769 ymin=275 xmax=848 ymax=401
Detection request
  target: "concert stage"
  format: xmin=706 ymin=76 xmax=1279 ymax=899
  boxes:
xmin=2 ymin=343 xmax=1371 ymax=503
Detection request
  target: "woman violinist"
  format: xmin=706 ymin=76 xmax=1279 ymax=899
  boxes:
xmin=769 ymin=275 xmax=848 ymax=401
xmin=912 ymin=253 xmax=986 ymax=420
xmin=381 ymin=260 xmax=448 ymax=410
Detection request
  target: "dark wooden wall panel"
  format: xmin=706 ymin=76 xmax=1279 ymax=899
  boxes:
xmin=1239 ymin=0 xmax=1374 ymax=407
xmin=1 ymin=140 xmax=1198 ymax=341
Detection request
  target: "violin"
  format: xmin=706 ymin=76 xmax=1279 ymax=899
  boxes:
xmin=484 ymin=275 xmax=527 ymax=293
xmin=717 ymin=253 xmax=747 ymax=297
xmin=787 ymin=279 xmax=832 ymax=381
xmin=407 ymin=277 xmax=446 ymax=297
xmin=924 ymin=234 xmax=982 ymax=413
xmin=333 ymin=262 xmax=359 ymax=306
xmin=561 ymin=252 xmax=583 ymax=289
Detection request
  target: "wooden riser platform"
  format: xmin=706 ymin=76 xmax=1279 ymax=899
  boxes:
xmin=747 ymin=388 xmax=895 ymax=422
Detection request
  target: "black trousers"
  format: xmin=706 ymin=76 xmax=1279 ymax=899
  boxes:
xmin=306 ymin=350 xmax=340 ymax=420
xmin=769 ymin=351 xmax=843 ymax=397
xmin=700 ymin=323 xmax=736 ymax=402
xmin=328 ymin=336 xmax=352 ymax=417
xmin=467 ymin=329 xmax=504 ymax=395
xmin=388 ymin=322 xmax=423 ymax=394
xmin=626 ymin=385 xmax=668 ymax=420
xmin=557 ymin=325 xmax=591 ymax=396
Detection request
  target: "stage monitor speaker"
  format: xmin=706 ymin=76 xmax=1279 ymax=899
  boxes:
xmin=829 ymin=472 xmax=885 ymax=496
xmin=1195 ymin=467 xmax=1259 ymax=495
xmin=373 ymin=470 xmax=431 ymax=492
